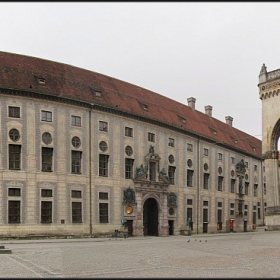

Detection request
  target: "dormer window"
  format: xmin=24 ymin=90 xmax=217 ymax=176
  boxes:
xmin=138 ymin=101 xmax=149 ymax=111
xmin=209 ymin=127 xmax=217 ymax=135
xmin=177 ymin=115 xmax=186 ymax=124
xmin=38 ymin=78 xmax=46 ymax=85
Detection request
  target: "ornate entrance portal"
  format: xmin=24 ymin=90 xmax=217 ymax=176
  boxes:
xmin=143 ymin=198 xmax=158 ymax=236
xmin=259 ymin=64 xmax=280 ymax=230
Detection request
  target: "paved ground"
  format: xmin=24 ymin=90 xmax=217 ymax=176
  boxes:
xmin=0 ymin=230 xmax=279 ymax=278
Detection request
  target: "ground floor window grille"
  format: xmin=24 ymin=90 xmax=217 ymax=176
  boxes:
xmin=99 ymin=203 xmax=108 ymax=223
xmin=8 ymin=200 xmax=20 ymax=223
xmin=41 ymin=201 xmax=52 ymax=223
xmin=72 ymin=202 xmax=82 ymax=223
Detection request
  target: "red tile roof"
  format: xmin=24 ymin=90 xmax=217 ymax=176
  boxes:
xmin=0 ymin=51 xmax=261 ymax=158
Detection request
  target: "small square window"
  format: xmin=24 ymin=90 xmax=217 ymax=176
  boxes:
xmin=203 ymin=201 xmax=208 ymax=206
xmin=204 ymin=148 xmax=208 ymax=156
xmin=71 ymin=116 xmax=81 ymax=127
xmin=41 ymin=189 xmax=52 ymax=197
xmin=71 ymin=190 xmax=82 ymax=198
xmin=99 ymin=121 xmax=108 ymax=132
xmin=41 ymin=110 xmax=52 ymax=122
xmin=217 ymin=202 xmax=222 ymax=207
xmin=168 ymin=138 xmax=175 ymax=147
xmin=8 ymin=188 xmax=21 ymax=196
xmin=125 ymin=127 xmax=133 ymax=137
xmin=148 ymin=132 xmax=155 ymax=142
xmin=230 ymin=203 xmax=234 ymax=208
xmin=187 ymin=199 xmax=193 ymax=205
xmin=187 ymin=143 xmax=193 ymax=152
xmin=99 ymin=192 xmax=108 ymax=200
xmin=8 ymin=106 xmax=20 ymax=118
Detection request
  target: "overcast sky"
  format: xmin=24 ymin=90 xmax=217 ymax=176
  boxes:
xmin=2 ymin=2 xmax=280 ymax=141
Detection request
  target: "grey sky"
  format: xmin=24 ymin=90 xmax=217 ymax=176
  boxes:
xmin=2 ymin=2 xmax=279 ymax=141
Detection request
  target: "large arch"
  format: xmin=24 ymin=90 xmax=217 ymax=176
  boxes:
xmin=259 ymin=63 xmax=280 ymax=230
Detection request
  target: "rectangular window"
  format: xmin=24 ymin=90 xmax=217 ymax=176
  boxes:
xmin=257 ymin=207 xmax=261 ymax=219
xmin=41 ymin=189 xmax=53 ymax=197
xmin=9 ymin=144 xmax=21 ymax=170
xmin=99 ymin=155 xmax=109 ymax=177
xmin=71 ymin=115 xmax=81 ymax=127
xmin=217 ymin=209 xmax=222 ymax=223
xmin=99 ymin=121 xmax=108 ymax=132
xmin=99 ymin=192 xmax=108 ymax=200
xmin=72 ymin=202 xmax=82 ymax=223
xmin=230 ymin=210 xmax=234 ymax=215
xmin=218 ymin=153 xmax=223 ymax=160
xmin=253 ymin=212 xmax=257 ymax=224
xmin=187 ymin=199 xmax=193 ymax=205
xmin=71 ymin=151 xmax=82 ymax=174
xmin=8 ymin=200 xmax=20 ymax=223
xmin=231 ymin=157 xmax=235 ymax=164
xmin=71 ymin=190 xmax=82 ymax=198
xmin=168 ymin=166 xmax=176 ymax=185
xmin=245 ymin=182 xmax=249 ymax=195
xmin=203 ymin=201 xmax=208 ymax=206
xmin=148 ymin=132 xmax=155 ymax=142
xmin=41 ymin=201 xmax=52 ymax=223
xmin=187 ymin=207 xmax=193 ymax=221
xmin=42 ymin=147 xmax=53 ymax=172
xmin=125 ymin=127 xmax=133 ymax=137
xmin=168 ymin=138 xmax=175 ymax=147
xmin=8 ymin=188 xmax=21 ymax=196
xmin=230 ymin=203 xmax=235 ymax=208
xmin=217 ymin=202 xmax=222 ymax=207
xmin=254 ymin=164 xmax=258 ymax=171
xmin=244 ymin=211 xmax=248 ymax=216
xmin=187 ymin=170 xmax=194 ymax=187
xmin=125 ymin=158 xmax=134 ymax=179
xmin=244 ymin=204 xmax=248 ymax=210
xmin=149 ymin=161 xmax=156 ymax=181
xmin=8 ymin=106 xmax=20 ymax=118
xmin=230 ymin=179 xmax=236 ymax=193
xmin=203 ymin=173 xmax=209 ymax=189
xmin=204 ymin=148 xmax=208 ymax=156
xmin=218 ymin=176 xmax=223 ymax=191
xmin=203 ymin=208 xmax=208 ymax=222
xmin=245 ymin=161 xmax=248 ymax=168
xmin=187 ymin=143 xmax=193 ymax=152
xmin=264 ymin=183 xmax=266 ymax=195
xmin=254 ymin=184 xmax=258 ymax=197
xmin=41 ymin=110 xmax=52 ymax=122
xmin=99 ymin=203 xmax=108 ymax=223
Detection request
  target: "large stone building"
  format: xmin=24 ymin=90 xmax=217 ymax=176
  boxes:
xmin=0 ymin=51 xmax=265 ymax=237
xmin=259 ymin=63 xmax=280 ymax=230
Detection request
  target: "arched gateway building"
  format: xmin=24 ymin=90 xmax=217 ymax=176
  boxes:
xmin=0 ymin=51 xmax=265 ymax=237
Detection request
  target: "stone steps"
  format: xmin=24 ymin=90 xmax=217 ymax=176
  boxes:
xmin=0 ymin=245 xmax=12 ymax=254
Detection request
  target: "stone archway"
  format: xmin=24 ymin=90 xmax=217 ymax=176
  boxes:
xmin=143 ymin=198 xmax=159 ymax=236
xmin=259 ymin=64 xmax=280 ymax=230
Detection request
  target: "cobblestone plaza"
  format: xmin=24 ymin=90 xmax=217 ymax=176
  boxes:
xmin=0 ymin=230 xmax=279 ymax=278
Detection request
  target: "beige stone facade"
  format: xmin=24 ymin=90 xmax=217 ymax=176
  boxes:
xmin=0 ymin=52 xmax=265 ymax=237
xmin=259 ymin=64 xmax=280 ymax=230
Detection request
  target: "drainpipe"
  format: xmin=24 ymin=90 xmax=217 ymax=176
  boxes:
xmin=261 ymin=159 xmax=265 ymax=226
xmin=196 ymin=138 xmax=200 ymax=234
xmin=89 ymin=106 xmax=92 ymax=235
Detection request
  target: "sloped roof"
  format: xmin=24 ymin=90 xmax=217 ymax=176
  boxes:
xmin=0 ymin=51 xmax=261 ymax=158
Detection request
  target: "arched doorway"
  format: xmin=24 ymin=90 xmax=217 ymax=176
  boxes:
xmin=143 ymin=198 xmax=158 ymax=236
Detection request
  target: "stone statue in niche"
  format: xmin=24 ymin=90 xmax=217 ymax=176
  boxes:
xmin=236 ymin=159 xmax=246 ymax=173
xmin=135 ymin=163 xmax=148 ymax=179
xmin=168 ymin=192 xmax=177 ymax=207
xmin=159 ymin=168 xmax=169 ymax=181
xmin=123 ymin=187 xmax=135 ymax=204
xmin=149 ymin=145 xmax=154 ymax=154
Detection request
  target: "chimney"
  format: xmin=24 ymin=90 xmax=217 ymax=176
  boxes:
xmin=225 ymin=116 xmax=233 ymax=127
xmin=204 ymin=105 xmax=212 ymax=117
xmin=187 ymin=97 xmax=196 ymax=110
